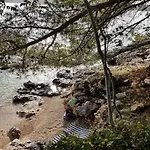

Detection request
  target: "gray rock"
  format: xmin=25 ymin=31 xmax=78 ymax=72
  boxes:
xmin=57 ymin=69 xmax=72 ymax=79
xmin=17 ymin=87 xmax=31 ymax=94
xmin=10 ymin=139 xmax=21 ymax=146
xmin=144 ymin=78 xmax=150 ymax=86
xmin=25 ymin=110 xmax=36 ymax=118
xmin=7 ymin=127 xmax=21 ymax=141
xmin=59 ymin=79 xmax=73 ymax=88
xmin=94 ymin=104 xmax=108 ymax=127
xmin=113 ymin=100 xmax=124 ymax=110
xmin=16 ymin=100 xmax=42 ymax=118
xmin=16 ymin=110 xmax=26 ymax=118
xmin=147 ymin=54 xmax=150 ymax=59
xmin=52 ymin=78 xmax=73 ymax=88
xmin=24 ymin=141 xmax=41 ymax=150
xmin=91 ymin=97 xmax=106 ymax=104
xmin=116 ymin=92 xmax=126 ymax=99
xmin=52 ymin=78 xmax=61 ymax=85
xmin=131 ymin=103 xmax=144 ymax=113
xmin=23 ymin=81 xmax=35 ymax=89
xmin=5 ymin=139 xmax=46 ymax=150
xmin=17 ymin=81 xmax=60 ymax=97
xmin=75 ymin=101 xmax=100 ymax=117
xmin=13 ymin=95 xmax=43 ymax=104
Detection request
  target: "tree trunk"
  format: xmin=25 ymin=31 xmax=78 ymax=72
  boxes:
xmin=84 ymin=0 xmax=114 ymax=127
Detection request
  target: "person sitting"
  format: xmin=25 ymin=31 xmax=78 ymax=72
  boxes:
xmin=63 ymin=95 xmax=78 ymax=120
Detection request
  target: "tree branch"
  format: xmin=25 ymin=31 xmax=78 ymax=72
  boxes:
xmin=0 ymin=0 xmax=133 ymax=55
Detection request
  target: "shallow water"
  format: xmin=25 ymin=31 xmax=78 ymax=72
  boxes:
xmin=0 ymin=64 xmax=90 ymax=106
xmin=0 ymin=68 xmax=58 ymax=106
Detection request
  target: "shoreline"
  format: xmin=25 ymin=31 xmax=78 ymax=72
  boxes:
xmin=0 ymin=96 xmax=64 ymax=149
xmin=0 ymin=103 xmax=22 ymax=149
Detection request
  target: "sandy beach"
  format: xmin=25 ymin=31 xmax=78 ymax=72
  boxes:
xmin=0 ymin=96 xmax=64 ymax=149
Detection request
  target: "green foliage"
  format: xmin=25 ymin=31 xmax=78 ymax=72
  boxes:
xmin=0 ymin=0 xmax=4 ymax=3
xmin=47 ymin=121 xmax=150 ymax=150
xmin=131 ymin=32 xmax=150 ymax=42
xmin=0 ymin=30 xmax=26 ymax=54
xmin=37 ymin=45 xmax=100 ymax=67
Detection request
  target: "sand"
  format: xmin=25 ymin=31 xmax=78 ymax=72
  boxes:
xmin=0 ymin=96 xmax=64 ymax=149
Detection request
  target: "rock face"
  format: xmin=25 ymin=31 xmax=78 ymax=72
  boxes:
xmin=7 ymin=127 xmax=21 ymax=141
xmin=94 ymin=104 xmax=108 ymax=128
xmin=108 ymin=49 xmax=150 ymax=66
xmin=60 ymin=68 xmax=133 ymax=122
xmin=65 ymin=73 xmax=126 ymax=119
xmin=72 ymin=77 xmax=106 ymax=103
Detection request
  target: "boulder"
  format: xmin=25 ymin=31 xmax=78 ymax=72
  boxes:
xmin=107 ymin=57 xmax=117 ymax=66
xmin=131 ymin=80 xmax=140 ymax=88
xmin=52 ymin=78 xmax=72 ymax=88
xmin=17 ymin=87 xmax=31 ymax=94
xmin=131 ymin=102 xmax=144 ymax=113
xmin=7 ymin=127 xmax=21 ymax=141
xmin=116 ymin=92 xmax=126 ymax=99
xmin=94 ymin=104 xmax=108 ymax=127
xmin=73 ymin=70 xmax=85 ymax=79
xmin=16 ymin=110 xmax=26 ymax=118
xmin=23 ymin=81 xmax=35 ymax=89
xmin=72 ymin=80 xmax=91 ymax=94
xmin=122 ymin=79 xmax=130 ymax=86
xmin=75 ymin=101 xmax=100 ymax=117
xmin=25 ymin=110 xmax=36 ymax=118
xmin=144 ymin=78 xmax=150 ymax=86
xmin=13 ymin=95 xmax=43 ymax=104
xmin=16 ymin=100 xmax=43 ymax=118
xmin=52 ymin=78 xmax=61 ymax=85
xmin=17 ymin=81 xmax=60 ymax=97
xmin=16 ymin=109 xmax=36 ymax=118
xmin=114 ymin=100 xmax=124 ymax=109
xmin=5 ymin=139 xmax=46 ymax=150
xmin=83 ymin=70 xmax=95 ymax=75
xmin=90 ymin=97 xmax=106 ymax=104
xmin=59 ymin=79 xmax=73 ymax=88
xmin=56 ymin=69 xmax=72 ymax=79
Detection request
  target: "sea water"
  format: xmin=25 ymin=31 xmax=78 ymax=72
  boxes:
xmin=0 ymin=67 xmax=58 ymax=106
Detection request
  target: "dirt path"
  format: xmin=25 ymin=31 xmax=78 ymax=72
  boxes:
xmin=0 ymin=96 xmax=64 ymax=149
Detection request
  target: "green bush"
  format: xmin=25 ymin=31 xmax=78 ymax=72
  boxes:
xmin=47 ymin=121 xmax=150 ymax=150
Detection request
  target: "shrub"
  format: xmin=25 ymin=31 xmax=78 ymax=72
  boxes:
xmin=47 ymin=121 xmax=150 ymax=150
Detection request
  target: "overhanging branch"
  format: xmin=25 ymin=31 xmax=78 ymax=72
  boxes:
xmin=0 ymin=0 xmax=133 ymax=55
